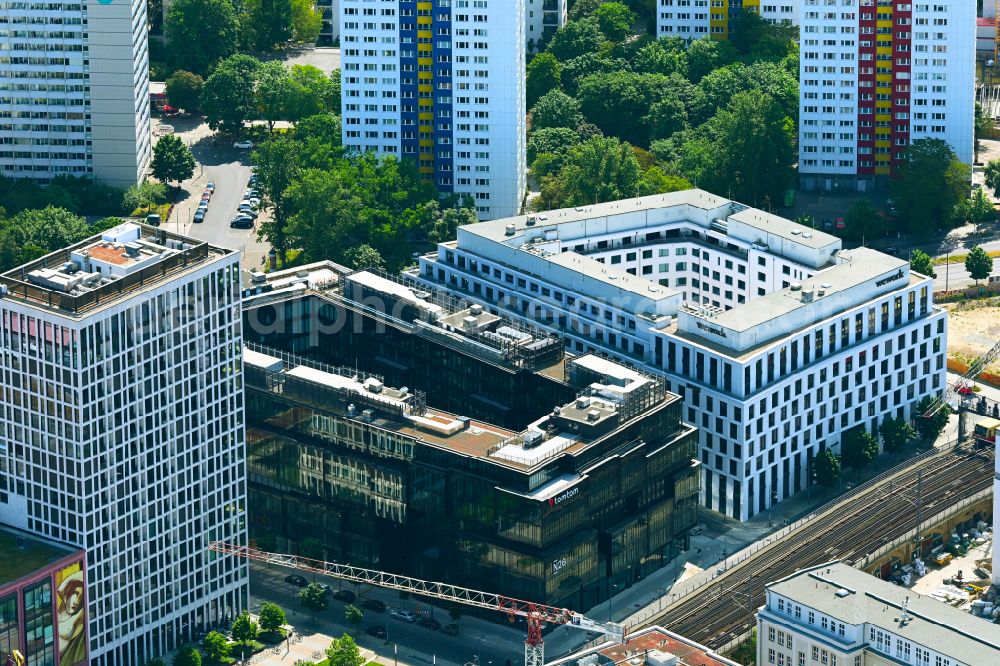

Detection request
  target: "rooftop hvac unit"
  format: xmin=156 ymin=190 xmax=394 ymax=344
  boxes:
xmin=801 ymin=288 xmax=815 ymax=303
xmin=505 ymin=224 xmax=516 ymax=236
xmin=646 ymin=650 xmax=679 ymax=666
xmin=523 ymin=430 xmax=544 ymax=448
xmin=586 ymin=409 xmax=601 ymax=422
xmin=362 ymin=409 xmax=375 ymax=421
xmin=365 ymin=379 xmax=383 ymax=393
xmin=347 ymin=404 xmax=357 ymax=417
xmin=576 ymin=397 xmax=591 ymax=409
xmin=470 ymin=304 xmax=483 ymax=316
xmin=526 ymin=216 xmax=537 ymax=227
xmin=790 ymin=283 xmax=802 ymax=291
xmin=463 ymin=316 xmax=479 ymax=331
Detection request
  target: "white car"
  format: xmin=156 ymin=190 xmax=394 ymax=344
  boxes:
xmin=390 ymin=609 xmax=417 ymax=623
xmin=233 ymin=140 xmax=254 ymax=150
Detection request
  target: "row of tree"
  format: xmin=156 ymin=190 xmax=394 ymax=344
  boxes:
xmin=812 ymin=401 xmax=949 ymax=487
xmin=166 ymin=0 xmax=322 ymax=76
xmin=524 ymin=4 xmax=799 ymax=210
xmin=165 ymin=55 xmax=340 ymax=136
xmin=250 ymin=115 xmax=476 ymax=270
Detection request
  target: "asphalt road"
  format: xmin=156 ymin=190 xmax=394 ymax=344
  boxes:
xmin=932 ymin=256 xmax=1000 ymax=291
xmin=250 ymin=563 xmax=527 ymax=665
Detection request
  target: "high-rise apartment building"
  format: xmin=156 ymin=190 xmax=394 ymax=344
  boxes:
xmin=655 ymin=2 xmax=798 ymax=40
xmin=340 ymin=0 xmax=526 ymax=220
xmin=0 ymin=0 xmax=152 ymax=187
xmin=526 ymin=0 xmax=566 ymax=52
xmin=0 ymin=223 xmax=248 ymax=664
xmin=410 ymin=190 xmax=948 ymax=520
xmin=799 ymin=0 xmax=975 ymax=192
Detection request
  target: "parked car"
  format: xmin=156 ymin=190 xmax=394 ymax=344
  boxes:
xmin=245 ymin=188 xmax=259 ymax=198
xmin=238 ymin=199 xmax=258 ymax=210
xmin=146 ymin=213 xmax=161 ymax=226
xmin=442 ymin=623 xmax=460 ymax=636
xmin=333 ymin=589 xmax=356 ymax=603
xmin=201 ymin=189 xmax=213 ymax=199
xmin=365 ymin=625 xmax=387 ymax=639
xmin=362 ymin=599 xmax=386 ymax=613
xmin=885 ymin=246 xmax=898 ymax=256
xmin=418 ymin=617 xmax=441 ymax=630
xmin=317 ymin=583 xmax=332 ymax=594
xmin=236 ymin=208 xmax=257 ymax=220
xmin=230 ymin=216 xmax=254 ymax=229
xmin=390 ymin=609 xmax=417 ymax=623
xmin=193 ymin=211 xmax=206 ymax=224
xmin=233 ymin=140 xmax=254 ymax=150
xmin=205 ymin=182 xmax=216 ymax=193
xmin=285 ymin=574 xmax=307 ymax=587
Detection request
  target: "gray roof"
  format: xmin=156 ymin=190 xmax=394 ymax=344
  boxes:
xmin=768 ymin=563 xmax=1000 ymax=665
xmin=466 ymin=188 xmax=734 ymax=241
xmin=728 ymin=207 xmax=840 ymax=250
xmin=707 ymin=247 xmax=909 ymax=333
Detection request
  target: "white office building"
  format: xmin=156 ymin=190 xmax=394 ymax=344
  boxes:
xmin=0 ymin=0 xmax=152 ymax=187
xmin=0 ymin=223 xmax=247 ymax=664
xmin=656 ymin=1 xmax=797 ymax=41
xmin=340 ymin=0 xmax=526 ymax=220
xmin=757 ymin=562 xmax=1000 ymax=666
xmin=799 ymin=0 xmax=975 ymax=191
xmin=409 ymin=190 xmax=947 ymax=520
xmin=525 ymin=0 xmax=566 ymax=52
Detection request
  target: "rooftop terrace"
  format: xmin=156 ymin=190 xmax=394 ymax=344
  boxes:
xmin=0 ymin=526 xmax=80 ymax=587
xmin=0 ymin=222 xmax=235 ymax=317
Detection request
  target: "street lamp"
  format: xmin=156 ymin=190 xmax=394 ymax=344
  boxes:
xmin=607 ymin=582 xmax=620 ymax=621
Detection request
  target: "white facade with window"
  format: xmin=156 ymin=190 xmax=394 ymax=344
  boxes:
xmin=0 ymin=224 xmax=247 ymax=664
xmin=340 ymin=0 xmax=526 ymax=220
xmin=525 ymin=0 xmax=566 ymax=51
xmin=758 ymin=563 xmax=1000 ymax=666
xmin=408 ymin=190 xmax=947 ymax=520
xmin=655 ymin=1 xmax=797 ymax=40
xmin=0 ymin=0 xmax=152 ymax=187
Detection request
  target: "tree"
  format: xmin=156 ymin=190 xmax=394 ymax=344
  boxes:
xmin=165 ymin=70 xmax=204 ymax=112
xmin=256 ymin=61 xmax=293 ymax=131
xmin=637 ymin=166 xmax=692 ymax=197
xmin=299 ymin=582 xmax=329 ymax=619
xmin=680 ymin=91 xmax=793 ymax=207
xmin=529 ymin=90 xmax=583 ymax=131
xmin=546 ymin=18 xmax=606 ymax=61
xmin=914 ymin=396 xmax=949 ymax=443
xmin=286 ymin=65 xmax=337 ymax=122
xmin=878 ymin=417 xmax=916 ymax=456
xmin=965 ymin=245 xmax=994 ymax=285
xmin=813 ymin=449 xmax=841 ymax=488
xmin=291 ymin=0 xmax=323 ymax=43
xmin=558 ymin=53 xmax=631 ymax=96
xmin=909 ymin=249 xmax=936 ymax=279
xmin=0 ymin=207 xmax=111 ymax=272
xmin=953 ymin=188 xmax=995 ymax=233
xmin=253 ymin=137 xmax=303 ymax=262
xmin=146 ymin=660 xmax=167 ymax=666
xmin=202 ymin=631 xmax=230 ymax=665
xmin=252 ymin=0 xmax=293 ymax=50
xmin=644 ymin=96 xmax=688 ymax=142
xmin=527 ymin=127 xmax=580 ymax=165
xmin=201 ymin=54 xmax=262 ymax=135
xmin=166 ymin=0 xmax=238 ymax=75
xmin=840 ymin=428 xmax=879 ymax=471
xmin=686 ymin=37 xmax=731 ymax=83
xmin=984 ymin=158 xmax=1000 ymax=197
xmin=526 ymin=53 xmax=561 ymax=108
xmin=326 ymin=634 xmax=365 ymax=666
xmin=258 ymin=602 xmax=287 ymax=638
xmin=294 ymin=113 xmax=342 ymax=149
xmin=172 ymin=646 xmax=202 ymax=666
xmin=123 ymin=181 xmax=168 ymax=213
xmin=593 ymin=2 xmax=636 ymax=42
xmin=343 ymin=244 xmax=385 ymax=271
xmin=447 ymin=606 xmax=463 ymax=623
xmin=231 ymin=610 xmax=259 ymax=645
xmin=329 ymin=69 xmax=342 ymax=111
xmin=344 ymin=604 xmax=364 ymax=631
xmin=150 ymin=135 xmax=196 ymax=190
xmin=539 ymin=136 xmax=640 ymax=209
xmin=891 ymin=138 xmax=971 ymax=237
xmin=425 ymin=201 xmax=479 ymax=244
xmin=576 ymin=72 xmax=672 ymax=146
xmin=843 ymin=197 xmax=884 ymax=242
xmin=633 ymin=39 xmax=687 ymax=77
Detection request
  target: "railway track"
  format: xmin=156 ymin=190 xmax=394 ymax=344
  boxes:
xmin=638 ymin=442 xmax=995 ymax=649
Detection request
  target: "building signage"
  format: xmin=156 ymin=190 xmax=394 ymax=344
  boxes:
xmin=548 ymin=487 xmax=579 ymax=506
xmin=551 ymin=557 xmax=568 ymax=574
xmin=695 ymin=321 xmax=728 ymax=338
xmin=875 ymin=269 xmax=905 ymax=287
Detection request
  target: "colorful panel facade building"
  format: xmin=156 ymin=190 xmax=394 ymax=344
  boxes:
xmin=0 ymin=527 xmax=88 ymax=666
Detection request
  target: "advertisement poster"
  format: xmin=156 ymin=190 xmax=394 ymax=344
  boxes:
xmin=54 ymin=564 xmax=86 ymax=666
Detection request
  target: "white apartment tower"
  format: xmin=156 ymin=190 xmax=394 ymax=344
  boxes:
xmin=0 ymin=223 xmax=248 ymax=664
xmin=0 ymin=0 xmax=152 ymax=187
xmin=656 ymin=2 xmax=798 ymax=40
xmin=526 ymin=0 xmax=566 ymax=52
xmin=799 ymin=0 xmax=975 ymax=192
xmin=340 ymin=0 xmax=527 ymax=220
xmin=411 ymin=190 xmax=947 ymax=521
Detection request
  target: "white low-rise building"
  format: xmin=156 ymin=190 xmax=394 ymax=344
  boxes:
xmin=757 ymin=562 xmax=1000 ymax=666
xmin=409 ymin=190 xmax=947 ymax=520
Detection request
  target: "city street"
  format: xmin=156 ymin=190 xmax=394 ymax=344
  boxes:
xmin=249 ymin=563 xmax=528 ymax=665
xmin=933 ymin=256 xmax=1000 ymax=291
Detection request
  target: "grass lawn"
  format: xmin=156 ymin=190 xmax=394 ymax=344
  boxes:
xmin=932 ymin=248 xmax=1000 ymax=265
xmin=130 ymin=202 xmax=173 ymax=220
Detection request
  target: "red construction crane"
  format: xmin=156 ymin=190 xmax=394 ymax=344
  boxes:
xmin=209 ymin=541 xmax=626 ymax=666
xmin=923 ymin=338 xmax=1000 ymax=420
